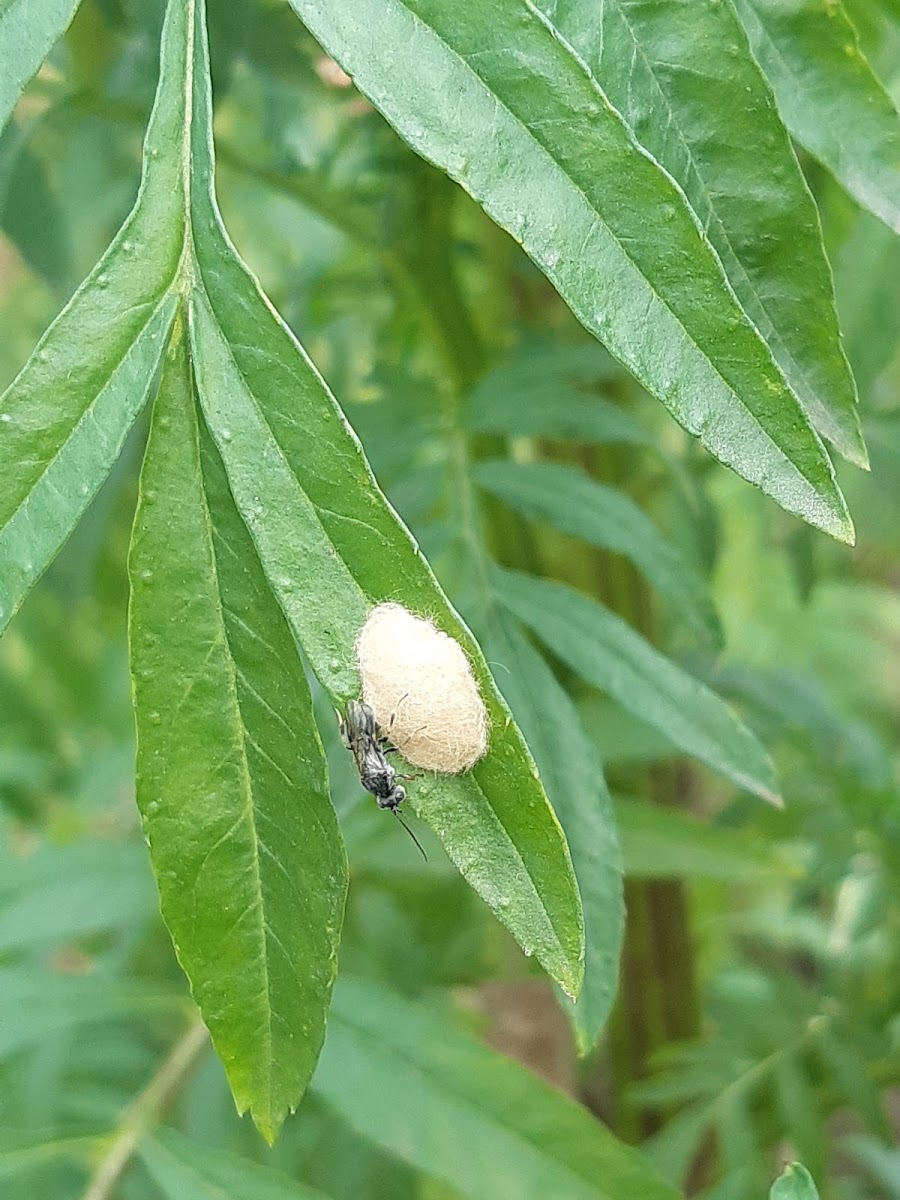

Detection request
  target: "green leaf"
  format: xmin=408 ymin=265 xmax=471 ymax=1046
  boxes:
xmin=0 ymin=0 xmax=82 ymax=133
xmin=181 ymin=4 xmax=584 ymax=999
xmin=844 ymin=1136 xmax=900 ymax=1200
xmin=0 ymin=299 xmax=174 ymax=635
xmin=0 ymin=0 xmax=190 ymax=633
xmin=735 ymin=0 xmax=900 ymax=234
xmin=613 ymin=796 xmax=788 ymax=882
xmin=0 ymin=119 xmax=71 ymax=287
xmin=129 ymin=316 xmax=347 ymax=1143
xmin=0 ymin=839 xmax=158 ymax=952
xmin=579 ymin=697 xmax=677 ymax=765
xmin=543 ymin=0 xmax=866 ymax=467
xmin=286 ymin=0 xmax=853 ymax=542
xmin=0 ymin=1132 xmax=99 ymax=1184
xmin=770 ymin=1162 xmax=820 ymax=1200
xmin=141 ymin=1127 xmax=331 ymax=1200
xmin=482 ymin=612 xmax=623 ymax=1052
xmin=2 ymin=0 xmax=583 ymax=1120
xmin=469 ymin=345 xmax=652 ymax=447
xmin=833 ymin=208 xmax=900 ymax=401
xmin=0 ymin=968 xmax=181 ymax=1062
xmin=187 ymin=286 xmax=582 ymax=1000
xmin=315 ymin=977 xmax=681 ymax=1200
xmin=476 ymin=460 xmax=719 ymax=643
xmin=773 ymin=1053 xmax=825 ymax=1181
xmin=495 ymin=569 xmax=780 ymax=805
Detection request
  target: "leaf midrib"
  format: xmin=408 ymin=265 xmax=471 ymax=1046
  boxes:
xmin=175 ymin=0 xmax=276 ymax=1129
xmin=190 ymin=356 xmax=276 ymax=1129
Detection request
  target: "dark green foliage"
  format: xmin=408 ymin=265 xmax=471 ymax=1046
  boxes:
xmin=0 ymin=0 xmax=897 ymax=1195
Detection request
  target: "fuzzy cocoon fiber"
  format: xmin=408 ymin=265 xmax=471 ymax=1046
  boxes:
xmin=356 ymin=603 xmax=489 ymax=773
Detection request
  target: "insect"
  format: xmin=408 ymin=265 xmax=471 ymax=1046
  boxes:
xmin=338 ymin=699 xmax=426 ymax=860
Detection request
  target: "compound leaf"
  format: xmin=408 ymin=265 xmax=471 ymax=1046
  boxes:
xmin=286 ymin=0 xmax=853 ymax=542
xmin=182 ymin=0 xmax=584 ymax=1000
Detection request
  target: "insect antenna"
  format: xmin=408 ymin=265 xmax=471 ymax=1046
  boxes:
xmin=394 ymin=809 xmax=428 ymax=862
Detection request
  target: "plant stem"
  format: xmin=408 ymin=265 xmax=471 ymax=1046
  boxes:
xmin=82 ymin=1017 xmax=209 ymax=1200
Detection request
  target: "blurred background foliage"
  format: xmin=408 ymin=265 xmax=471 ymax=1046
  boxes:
xmin=0 ymin=0 xmax=898 ymax=1197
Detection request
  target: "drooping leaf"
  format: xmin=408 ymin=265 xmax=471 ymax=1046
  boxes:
xmin=141 ymin=1127 xmax=332 ymax=1200
xmin=476 ymin=460 xmax=719 ymax=643
xmin=482 ymin=612 xmax=623 ymax=1052
xmin=770 ymin=1162 xmax=820 ymax=1200
xmin=181 ymin=0 xmax=584 ymax=1000
xmin=314 ymin=977 xmax=681 ymax=1200
xmin=285 ymin=0 xmax=854 ymax=542
xmin=0 ymin=0 xmax=82 ymax=133
xmin=129 ymin=316 xmax=347 ymax=1143
xmin=735 ymin=0 xmax=900 ymax=234
xmin=495 ymin=569 xmax=779 ymax=805
xmin=542 ymin=0 xmax=866 ymax=466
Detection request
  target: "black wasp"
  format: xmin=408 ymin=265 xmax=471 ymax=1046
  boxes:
xmin=338 ymin=699 xmax=426 ymax=859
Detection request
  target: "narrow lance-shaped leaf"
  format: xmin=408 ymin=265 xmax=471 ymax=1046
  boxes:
xmin=0 ymin=0 xmax=190 ymax=633
xmin=542 ymin=0 xmax=866 ymax=466
xmin=495 ymin=569 xmax=780 ymax=805
xmin=315 ymin=977 xmax=682 ymax=1200
xmin=0 ymin=300 xmax=175 ymax=634
xmin=182 ymin=0 xmax=584 ymax=998
xmin=0 ymin=0 xmax=82 ymax=133
xmin=286 ymin=0 xmax=853 ymax=542
xmin=476 ymin=459 xmax=719 ymax=644
xmin=482 ymin=612 xmax=623 ymax=1053
xmin=129 ymin=317 xmax=347 ymax=1142
xmin=735 ymin=0 xmax=900 ymax=235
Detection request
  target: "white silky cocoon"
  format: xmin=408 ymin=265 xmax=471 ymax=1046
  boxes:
xmin=355 ymin=603 xmax=489 ymax=773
